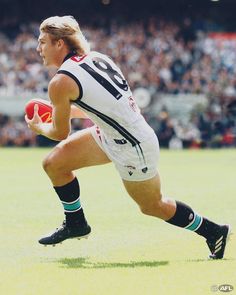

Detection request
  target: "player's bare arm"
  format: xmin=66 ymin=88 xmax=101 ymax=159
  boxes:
xmin=26 ymin=74 xmax=82 ymax=140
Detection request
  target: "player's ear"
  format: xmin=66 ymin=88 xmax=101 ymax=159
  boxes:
xmin=57 ymin=39 xmax=65 ymax=49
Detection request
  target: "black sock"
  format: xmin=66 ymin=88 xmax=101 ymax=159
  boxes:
xmin=166 ymin=201 xmax=220 ymax=239
xmin=54 ymin=177 xmax=87 ymax=227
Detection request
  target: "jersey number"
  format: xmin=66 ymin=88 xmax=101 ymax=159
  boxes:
xmin=80 ymin=57 xmax=128 ymax=100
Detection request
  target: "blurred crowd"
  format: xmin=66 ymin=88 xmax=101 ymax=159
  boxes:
xmin=0 ymin=17 xmax=236 ymax=148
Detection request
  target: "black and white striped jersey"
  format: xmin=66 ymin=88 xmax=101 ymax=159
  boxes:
xmin=58 ymin=51 xmax=155 ymax=146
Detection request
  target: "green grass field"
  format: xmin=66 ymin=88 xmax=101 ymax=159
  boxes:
xmin=0 ymin=148 xmax=235 ymax=295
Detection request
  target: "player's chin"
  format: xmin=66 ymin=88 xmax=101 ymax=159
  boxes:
xmin=42 ymin=57 xmax=49 ymax=66
xmin=43 ymin=59 xmax=48 ymax=66
xmin=44 ymin=60 xmax=54 ymax=67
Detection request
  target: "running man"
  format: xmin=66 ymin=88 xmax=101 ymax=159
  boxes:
xmin=26 ymin=16 xmax=230 ymax=259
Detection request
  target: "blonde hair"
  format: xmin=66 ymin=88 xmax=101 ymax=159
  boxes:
xmin=40 ymin=15 xmax=90 ymax=55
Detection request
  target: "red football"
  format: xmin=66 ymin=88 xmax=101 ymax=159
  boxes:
xmin=25 ymin=98 xmax=53 ymax=123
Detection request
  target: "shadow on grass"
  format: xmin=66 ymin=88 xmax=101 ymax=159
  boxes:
xmin=56 ymin=257 xmax=169 ymax=269
xmin=186 ymin=258 xmax=235 ymax=263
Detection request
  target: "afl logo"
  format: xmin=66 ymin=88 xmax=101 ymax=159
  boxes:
xmin=218 ymin=284 xmax=234 ymax=292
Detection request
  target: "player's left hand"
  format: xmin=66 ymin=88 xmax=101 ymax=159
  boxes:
xmin=25 ymin=104 xmax=43 ymax=134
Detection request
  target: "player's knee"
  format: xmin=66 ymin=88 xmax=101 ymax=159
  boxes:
xmin=42 ymin=153 xmax=58 ymax=174
xmin=139 ymin=205 xmax=152 ymax=216
xmin=139 ymin=199 xmax=164 ymax=218
xmin=42 ymin=155 xmax=51 ymax=173
xmin=140 ymin=204 xmax=159 ymax=216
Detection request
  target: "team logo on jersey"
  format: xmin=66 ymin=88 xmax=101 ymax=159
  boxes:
xmin=128 ymin=96 xmax=139 ymax=112
xmin=71 ymin=55 xmax=87 ymax=63
xmin=125 ymin=165 xmax=136 ymax=176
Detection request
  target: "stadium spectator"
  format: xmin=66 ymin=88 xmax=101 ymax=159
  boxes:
xmin=0 ymin=115 xmax=36 ymax=146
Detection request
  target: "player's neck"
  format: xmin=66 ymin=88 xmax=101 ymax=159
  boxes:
xmin=62 ymin=51 xmax=77 ymax=63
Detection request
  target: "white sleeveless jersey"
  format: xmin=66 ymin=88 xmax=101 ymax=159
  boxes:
xmin=57 ymin=51 xmax=155 ymax=147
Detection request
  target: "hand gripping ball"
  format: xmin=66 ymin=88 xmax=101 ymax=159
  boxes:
xmin=25 ymin=98 xmax=53 ymax=123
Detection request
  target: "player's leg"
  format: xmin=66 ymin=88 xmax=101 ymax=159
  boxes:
xmin=43 ymin=127 xmax=111 ymax=186
xmin=123 ymin=173 xmax=176 ymax=219
xmin=123 ymin=174 xmax=230 ymax=259
xmin=39 ymin=127 xmax=111 ymax=246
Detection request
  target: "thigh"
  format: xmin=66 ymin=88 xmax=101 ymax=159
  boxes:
xmin=46 ymin=127 xmax=111 ymax=171
xmin=122 ymin=173 xmax=162 ymax=208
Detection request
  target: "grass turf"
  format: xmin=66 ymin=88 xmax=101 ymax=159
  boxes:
xmin=0 ymin=148 xmax=235 ymax=295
